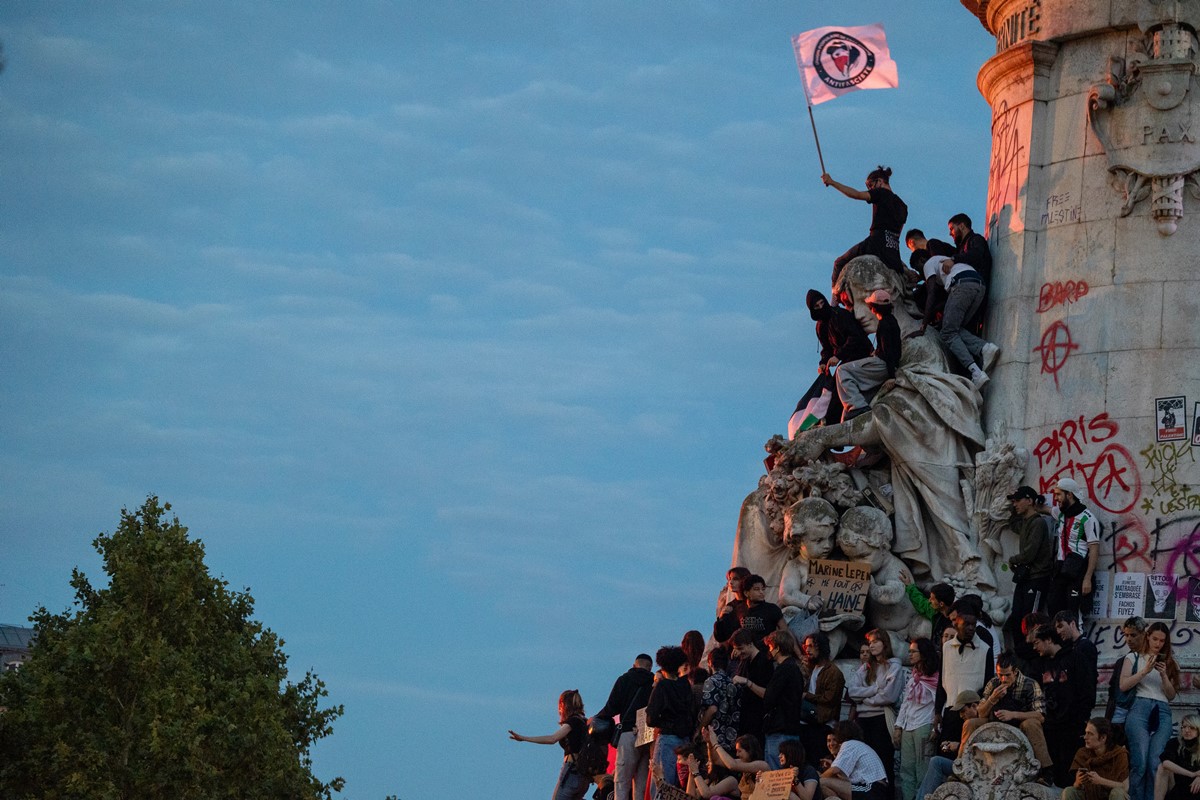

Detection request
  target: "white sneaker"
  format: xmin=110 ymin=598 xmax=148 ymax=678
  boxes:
xmin=970 ymin=366 xmax=990 ymax=389
xmin=981 ymin=342 xmax=1000 ymax=372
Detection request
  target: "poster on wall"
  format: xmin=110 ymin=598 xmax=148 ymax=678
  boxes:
xmin=1145 ymin=574 xmax=1177 ymax=619
xmin=1089 ymin=571 xmax=1111 ymax=618
xmin=1188 ymin=578 xmax=1200 ymax=624
xmin=1193 ymin=402 xmax=1200 ymax=446
xmin=1156 ymin=396 xmax=1186 ymax=442
xmin=1112 ymin=572 xmax=1146 ymax=618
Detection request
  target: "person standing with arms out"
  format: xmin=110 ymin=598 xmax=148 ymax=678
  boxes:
xmin=823 ymin=166 xmax=910 ymax=286
xmin=509 ymin=689 xmax=591 ymax=800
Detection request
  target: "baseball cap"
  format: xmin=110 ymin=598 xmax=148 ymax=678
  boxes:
xmin=951 ymin=690 xmax=981 ymax=711
xmin=1007 ymin=486 xmax=1040 ymax=502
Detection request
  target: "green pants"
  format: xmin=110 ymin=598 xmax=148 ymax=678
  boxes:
xmin=898 ymin=724 xmax=933 ymax=800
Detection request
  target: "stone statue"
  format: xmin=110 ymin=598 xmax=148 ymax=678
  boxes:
xmin=782 ymin=255 xmax=993 ymax=590
xmin=932 ymin=722 xmax=1057 ymax=800
xmin=836 ymin=506 xmax=928 ymax=656
xmin=731 ymin=484 xmax=787 ymax=596
xmin=778 ymin=497 xmax=838 ymax=641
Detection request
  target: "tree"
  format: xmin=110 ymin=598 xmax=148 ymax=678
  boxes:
xmin=0 ymin=497 xmax=344 ymax=799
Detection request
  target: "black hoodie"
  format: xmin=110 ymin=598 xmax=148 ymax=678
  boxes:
xmin=805 ymin=290 xmax=872 ymax=369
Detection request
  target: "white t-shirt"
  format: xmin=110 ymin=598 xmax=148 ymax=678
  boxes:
xmin=832 ymin=739 xmax=887 ymax=791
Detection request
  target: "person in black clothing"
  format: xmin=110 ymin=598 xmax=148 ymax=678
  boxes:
xmin=947 ymin=213 xmax=993 ymax=286
xmin=647 ymin=646 xmax=697 ymax=797
xmin=732 ymin=628 xmax=774 ymax=744
xmin=823 ymin=165 xmax=910 ymax=284
xmin=905 ymin=229 xmax=957 ymax=261
xmin=509 ymin=689 xmax=591 ymax=800
xmin=807 ymin=290 xmax=874 ymax=377
xmin=834 ymin=288 xmax=901 ymax=423
xmin=803 ymin=289 xmax=873 ymax=426
xmin=735 ymin=629 xmax=805 ymax=770
xmin=1005 ymin=487 xmax=1055 ymax=643
xmin=598 ymin=654 xmax=655 ymax=800
xmin=1031 ymin=624 xmax=1082 ymax=787
xmin=740 ymin=574 xmax=786 ymax=646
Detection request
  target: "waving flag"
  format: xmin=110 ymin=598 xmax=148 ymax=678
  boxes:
xmin=791 ymin=23 xmax=899 ymax=105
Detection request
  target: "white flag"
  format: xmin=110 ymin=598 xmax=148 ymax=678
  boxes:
xmin=791 ymin=23 xmax=899 ymax=106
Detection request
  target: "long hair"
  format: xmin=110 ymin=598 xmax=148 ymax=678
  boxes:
xmin=681 ymin=630 xmax=705 ymax=670
xmin=864 ymin=629 xmax=894 ymax=685
xmin=558 ymin=689 xmax=584 ymax=723
xmin=1177 ymin=715 xmax=1200 ymax=767
xmin=734 ymin=734 xmax=763 ymax=762
xmin=1143 ymin=622 xmax=1181 ymax=685
xmin=911 ymin=636 xmax=940 ymax=677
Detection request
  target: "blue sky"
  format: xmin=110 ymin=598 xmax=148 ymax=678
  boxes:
xmin=0 ymin=3 xmax=995 ymax=797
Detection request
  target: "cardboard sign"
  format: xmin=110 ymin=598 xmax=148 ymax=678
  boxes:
xmin=754 ymin=768 xmax=799 ymax=800
xmin=805 ymin=559 xmax=871 ymax=616
xmin=635 ymin=707 xmax=654 ymax=747
xmin=1156 ymin=396 xmax=1186 ymax=442
xmin=1112 ymin=572 xmax=1145 ymax=619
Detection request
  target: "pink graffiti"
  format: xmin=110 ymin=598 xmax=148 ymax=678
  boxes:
xmin=1033 ymin=413 xmax=1119 ymax=470
xmin=987 ymin=101 xmax=1025 ymax=234
xmin=1038 ymin=444 xmax=1141 ymax=515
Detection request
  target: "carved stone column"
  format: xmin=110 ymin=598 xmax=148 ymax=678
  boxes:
xmin=963 ymin=0 xmax=1200 ymax=664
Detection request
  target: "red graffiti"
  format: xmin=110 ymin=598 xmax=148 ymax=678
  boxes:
xmin=1037 ymin=280 xmax=1089 ymax=312
xmin=1104 ymin=516 xmax=1155 ymax=573
xmin=987 ymin=101 xmax=1025 ymax=234
xmin=1033 ymin=413 xmax=1120 ymax=470
xmin=1034 ymin=320 xmax=1078 ymax=389
xmin=1038 ymin=444 xmax=1141 ymax=514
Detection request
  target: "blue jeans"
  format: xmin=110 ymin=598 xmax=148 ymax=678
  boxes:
xmin=553 ymin=758 xmax=588 ymax=800
xmin=765 ymin=733 xmax=800 ymax=770
xmin=1127 ymin=697 xmax=1172 ymax=800
xmin=916 ymin=755 xmax=954 ymax=800
xmin=653 ymin=734 xmax=687 ymax=798
xmin=615 ymin=730 xmax=650 ymax=800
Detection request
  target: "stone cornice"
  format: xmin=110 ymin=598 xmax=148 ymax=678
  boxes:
xmin=977 ymin=39 xmax=1060 ymax=105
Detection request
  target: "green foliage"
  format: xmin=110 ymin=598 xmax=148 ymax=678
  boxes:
xmin=0 ymin=497 xmax=344 ymax=799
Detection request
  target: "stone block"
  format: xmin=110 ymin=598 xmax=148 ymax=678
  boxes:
xmin=1079 ymin=154 xmax=1127 ymax=223
xmin=1022 ymin=348 xmax=1109 ymax=427
xmin=1028 ymin=155 xmax=1085 ymax=231
xmin=1031 ymin=0 xmax=1114 ymax=44
xmin=1106 ymin=348 xmax=1200 ymax=414
xmin=1162 ymin=281 xmax=1200 ymax=349
xmin=1113 ymin=215 xmax=1200 ymax=283
xmin=1049 ymin=36 xmax=1123 ymax=108
xmin=1042 ymin=92 xmax=1091 ymax=166
xmin=1038 ymin=217 xmax=1116 ymax=285
xmin=1079 ymin=281 xmax=1165 ymax=352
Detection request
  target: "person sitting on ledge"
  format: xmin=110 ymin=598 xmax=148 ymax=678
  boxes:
xmin=822 ymin=165 xmax=910 ymax=286
xmin=834 ymin=289 xmax=900 ymax=423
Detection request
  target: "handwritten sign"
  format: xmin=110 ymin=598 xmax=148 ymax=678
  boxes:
xmin=806 ymin=559 xmax=871 ymax=616
xmin=753 ymin=768 xmax=799 ymax=800
xmin=635 ymin=707 xmax=654 ymax=747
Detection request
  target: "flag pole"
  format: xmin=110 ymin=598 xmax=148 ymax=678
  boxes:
xmin=795 ymin=57 xmax=828 ymax=175
xmin=806 ymin=100 xmax=827 ymax=175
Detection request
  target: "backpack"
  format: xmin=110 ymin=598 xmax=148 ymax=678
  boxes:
xmin=574 ymin=715 xmax=614 ymax=782
xmin=1106 ymin=654 xmax=1138 ymax=718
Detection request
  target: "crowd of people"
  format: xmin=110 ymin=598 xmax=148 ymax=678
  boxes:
xmin=508 ymin=166 xmax=1191 ymax=800
xmin=511 ymin=579 xmax=1190 ymax=800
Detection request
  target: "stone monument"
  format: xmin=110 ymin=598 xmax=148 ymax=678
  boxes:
xmin=959 ymin=0 xmax=1200 ymax=680
xmin=729 ymin=2 xmax=1199 ymax=719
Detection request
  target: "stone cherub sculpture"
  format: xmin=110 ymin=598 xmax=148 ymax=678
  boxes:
xmin=932 ymin=721 xmax=1057 ymax=800
xmin=779 ymin=255 xmax=994 ymax=591
xmin=836 ymin=505 xmax=929 ymax=657
xmin=778 ymin=497 xmax=839 ymax=642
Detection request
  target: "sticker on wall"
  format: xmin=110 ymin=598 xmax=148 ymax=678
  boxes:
xmin=1112 ymin=572 xmax=1146 ymax=619
xmin=1145 ymin=574 xmax=1177 ymax=619
xmin=1193 ymin=402 xmax=1200 ymax=446
xmin=1188 ymin=578 xmax=1200 ymax=623
xmin=1156 ymin=396 xmax=1186 ymax=442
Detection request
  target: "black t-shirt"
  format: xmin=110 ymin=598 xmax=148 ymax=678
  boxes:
xmin=737 ymin=650 xmax=775 ymax=737
xmin=741 ymin=601 xmax=784 ymax=643
xmin=560 ymin=715 xmax=586 ymax=755
xmin=868 ymin=187 xmax=908 ymax=234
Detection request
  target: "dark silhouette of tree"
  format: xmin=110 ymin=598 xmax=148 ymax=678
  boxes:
xmin=0 ymin=497 xmax=344 ymax=799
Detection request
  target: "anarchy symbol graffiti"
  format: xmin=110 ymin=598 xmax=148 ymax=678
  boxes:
xmin=1034 ymin=320 xmax=1079 ymax=389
